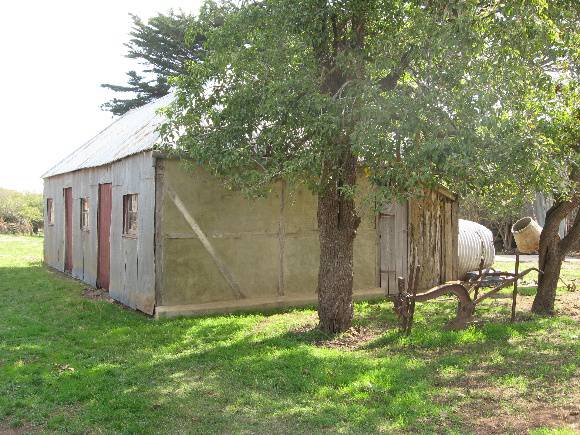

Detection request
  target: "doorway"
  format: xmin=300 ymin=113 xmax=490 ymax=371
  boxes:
xmin=97 ymin=183 xmax=112 ymax=289
xmin=379 ymin=202 xmax=408 ymax=295
xmin=64 ymin=187 xmax=73 ymax=273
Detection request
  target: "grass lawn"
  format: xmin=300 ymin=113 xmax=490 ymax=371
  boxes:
xmin=0 ymin=235 xmax=578 ymax=434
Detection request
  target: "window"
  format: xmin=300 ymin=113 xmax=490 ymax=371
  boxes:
xmin=123 ymin=194 xmax=138 ymax=237
xmin=80 ymin=198 xmax=89 ymax=231
xmin=47 ymin=198 xmax=54 ymax=225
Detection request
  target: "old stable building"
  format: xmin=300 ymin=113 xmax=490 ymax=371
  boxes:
xmin=43 ymin=96 xmax=459 ymax=318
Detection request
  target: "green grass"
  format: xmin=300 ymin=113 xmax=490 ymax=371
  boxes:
xmin=0 ymin=235 xmax=578 ymax=433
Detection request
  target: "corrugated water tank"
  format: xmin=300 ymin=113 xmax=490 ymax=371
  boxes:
xmin=458 ymin=219 xmax=495 ymax=279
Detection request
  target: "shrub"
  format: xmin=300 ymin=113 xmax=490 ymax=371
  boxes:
xmin=0 ymin=188 xmax=42 ymax=234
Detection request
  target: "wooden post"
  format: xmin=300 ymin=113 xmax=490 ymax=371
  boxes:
xmin=473 ymin=257 xmax=484 ymax=300
xmin=397 ymin=277 xmax=407 ymax=332
xmin=397 ymin=277 xmax=406 ymax=295
xmin=511 ymin=251 xmax=520 ymax=322
xmin=407 ymin=265 xmax=421 ymax=335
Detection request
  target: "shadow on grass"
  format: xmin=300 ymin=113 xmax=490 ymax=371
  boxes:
xmin=1 ymin=264 xmax=578 ymax=433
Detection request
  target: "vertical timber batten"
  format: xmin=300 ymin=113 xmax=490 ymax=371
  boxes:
xmin=451 ymin=200 xmax=459 ymax=279
xmin=277 ymin=181 xmax=286 ymax=297
xmin=97 ymin=183 xmax=112 ymax=289
xmin=154 ymin=158 xmax=165 ymax=308
xmin=406 ymin=189 xmax=458 ymax=291
xmin=378 ymin=189 xmax=457 ymax=295
xmin=64 ymin=187 xmax=73 ymax=274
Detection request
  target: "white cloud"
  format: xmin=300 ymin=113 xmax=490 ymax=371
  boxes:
xmin=0 ymin=0 xmax=202 ymax=193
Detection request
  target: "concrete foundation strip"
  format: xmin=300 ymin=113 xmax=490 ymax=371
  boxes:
xmin=165 ymin=183 xmax=247 ymax=299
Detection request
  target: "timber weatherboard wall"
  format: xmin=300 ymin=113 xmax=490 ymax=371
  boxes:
xmin=408 ymin=188 xmax=459 ymax=291
xmin=43 ymin=152 xmax=156 ymax=314
xmin=378 ymin=188 xmax=458 ymax=296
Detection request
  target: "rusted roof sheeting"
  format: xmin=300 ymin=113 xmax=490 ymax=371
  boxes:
xmin=42 ymin=93 xmax=173 ymax=178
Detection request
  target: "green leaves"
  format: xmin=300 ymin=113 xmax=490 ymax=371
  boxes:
xmin=0 ymin=188 xmax=43 ymax=232
xmin=163 ymin=0 xmax=579 ymax=206
xmin=101 ymin=10 xmax=212 ymax=116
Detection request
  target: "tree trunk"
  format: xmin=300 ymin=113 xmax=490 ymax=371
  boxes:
xmin=501 ymin=223 xmax=513 ymax=252
xmin=317 ymin=154 xmax=360 ymax=333
xmin=532 ymin=198 xmax=579 ymax=315
xmin=532 ymin=235 xmax=563 ymax=314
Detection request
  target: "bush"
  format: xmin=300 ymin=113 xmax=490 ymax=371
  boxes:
xmin=0 ymin=188 xmax=43 ymax=234
xmin=0 ymin=219 xmax=34 ymax=235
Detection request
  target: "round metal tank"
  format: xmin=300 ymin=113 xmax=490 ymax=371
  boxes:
xmin=458 ymin=219 xmax=495 ymax=279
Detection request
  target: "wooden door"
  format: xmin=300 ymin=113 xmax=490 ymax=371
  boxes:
xmin=97 ymin=183 xmax=112 ymax=289
xmin=379 ymin=202 xmax=408 ymax=295
xmin=64 ymin=187 xmax=73 ymax=273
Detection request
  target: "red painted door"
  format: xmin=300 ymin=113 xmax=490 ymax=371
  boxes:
xmin=64 ymin=187 xmax=73 ymax=273
xmin=97 ymin=184 xmax=112 ymax=289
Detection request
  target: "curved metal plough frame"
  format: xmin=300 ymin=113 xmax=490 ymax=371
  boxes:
xmin=393 ymin=258 xmax=541 ymax=332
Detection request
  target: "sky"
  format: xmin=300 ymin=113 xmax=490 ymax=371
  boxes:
xmin=0 ymin=0 xmax=202 ymax=193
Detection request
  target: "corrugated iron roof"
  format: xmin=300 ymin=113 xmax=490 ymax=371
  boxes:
xmin=42 ymin=93 xmax=173 ymax=178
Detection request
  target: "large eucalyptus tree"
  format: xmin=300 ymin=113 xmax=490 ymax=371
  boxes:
xmin=163 ymin=0 xmax=569 ymax=332
xmin=466 ymin=2 xmax=579 ymax=315
xmin=527 ymin=82 xmax=579 ymax=315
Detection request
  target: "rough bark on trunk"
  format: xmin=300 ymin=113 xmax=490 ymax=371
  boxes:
xmin=532 ymin=197 xmax=579 ymax=314
xmin=317 ymin=153 xmax=360 ymax=333
xmin=532 ymin=235 xmax=563 ymax=314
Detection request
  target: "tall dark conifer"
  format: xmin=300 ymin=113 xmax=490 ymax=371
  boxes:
xmin=101 ymin=11 xmax=205 ymax=116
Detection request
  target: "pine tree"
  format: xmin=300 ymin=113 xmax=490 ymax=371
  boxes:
xmin=101 ymin=11 xmax=205 ymax=116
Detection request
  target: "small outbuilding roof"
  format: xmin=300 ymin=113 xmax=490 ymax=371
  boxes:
xmin=42 ymin=93 xmax=173 ymax=178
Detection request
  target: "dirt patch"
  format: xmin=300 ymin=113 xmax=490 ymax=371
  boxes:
xmin=315 ymin=325 xmax=378 ymax=349
xmin=428 ymin=322 xmax=580 ymax=435
xmin=555 ymin=292 xmax=580 ymax=320
xmin=513 ymin=291 xmax=580 ymax=320
xmin=429 ymin=354 xmax=580 ymax=434
xmin=562 ymin=260 xmax=580 ymax=270
xmin=471 ymin=404 xmax=580 ymax=434
xmin=0 ymin=422 xmax=39 ymax=434
xmin=82 ymin=287 xmax=113 ymax=302
xmin=289 ymin=323 xmax=382 ymax=350
xmin=448 ymin=380 xmax=580 ymax=434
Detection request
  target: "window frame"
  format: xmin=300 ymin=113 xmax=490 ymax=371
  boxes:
xmin=122 ymin=194 xmax=138 ymax=238
xmin=80 ymin=197 xmax=89 ymax=231
xmin=46 ymin=198 xmax=54 ymax=225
